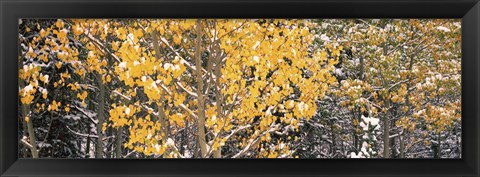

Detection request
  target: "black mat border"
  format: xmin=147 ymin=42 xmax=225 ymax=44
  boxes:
xmin=1 ymin=0 xmax=479 ymax=176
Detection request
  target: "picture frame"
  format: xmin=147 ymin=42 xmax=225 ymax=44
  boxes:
xmin=1 ymin=0 xmax=479 ymax=176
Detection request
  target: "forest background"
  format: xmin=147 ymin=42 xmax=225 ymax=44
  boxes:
xmin=18 ymin=19 xmax=461 ymax=158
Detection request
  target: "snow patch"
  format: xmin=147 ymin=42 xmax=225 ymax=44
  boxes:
xmin=320 ymin=34 xmax=331 ymax=42
xmin=253 ymin=56 xmax=260 ymax=63
xmin=119 ymin=62 xmax=127 ymax=69
xmin=436 ymin=26 xmax=451 ymax=32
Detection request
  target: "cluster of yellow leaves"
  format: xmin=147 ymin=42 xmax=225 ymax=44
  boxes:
xmin=81 ymin=19 xmax=339 ymax=157
xmin=107 ymin=104 xmax=136 ymax=129
xmin=125 ymin=115 xmax=164 ymax=155
xmin=213 ymin=19 xmax=340 ymax=156
xmin=47 ymin=100 xmax=61 ymax=111
xmin=413 ymin=101 xmax=460 ymax=134
xmin=70 ymin=19 xmax=199 ymax=156
xmin=19 ymin=64 xmax=41 ymax=104
xmin=20 ymin=83 xmax=37 ymax=104
xmin=335 ymin=79 xmax=378 ymax=114
xmin=20 ymin=18 xmax=461 ymax=158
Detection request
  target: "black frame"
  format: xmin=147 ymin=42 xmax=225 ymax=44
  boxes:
xmin=1 ymin=0 xmax=479 ymax=176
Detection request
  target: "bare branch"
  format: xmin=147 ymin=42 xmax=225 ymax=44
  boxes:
xmin=232 ymin=124 xmax=279 ymax=158
xmin=73 ymin=105 xmax=98 ymax=124
xmin=20 ymin=138 xmax=35 ymax=150
xmin=66 ymin=125 xmax=99 ymax=138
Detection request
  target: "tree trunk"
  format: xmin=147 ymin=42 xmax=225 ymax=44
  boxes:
xmin=115 ymin=127 xmax=123 ymax=158
xmin=399 ymin=54 xmax=416 ymax=158
xmin=399 ymin=134 xmax=405 ymax=158
xmin=213 ymin=147 xmax=221 ymax=158
xmin=213 ymin=72 xmax=222 ymax=158
xmin=330 ymin=121 xmax=336 ymax=156
xmin=213 ymin=32 xmax=224 ymax=158
xmin=382 ymin=43 xmax=390 ymax=158
xmin=95 ymin=73 xmax=105 ymax=158
xmin=106 ymin=127 xmax=112 ymax=158
xmin=359 ymin=56 xmax=364 ymax=80
xmin=354 ymin=55 xmax=365 ymax=152
xmin=158 ymin=101 xmax=169 ymax=158
xmin=18 ymin=51 xmax=38 ymax=158
xmin=150 ymin=29 xmax=170 ymax=158
xmin=213 ymin=94 xmax=223 ymax=158
xmin=436 ymin=134 xmax=442 ymax=158
xmin=353 ymin=111 xmax=358 ymax=151
xmin=86 ymin=132 xmax=91 ymax=157
xmin=180 ymin=120 xmax=188 ymax=156
xmin=390 ymin=130 xmax=396 ymax=158
xmin=456 ymin=129 xmax=461 ymax=158
xmin=25 ymin=109 xmax=39 ymax=158
xmin=383 ymin=114 xmax=390 ymax=158
xmin=195 ymin=19 xmax=208 ymax=157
